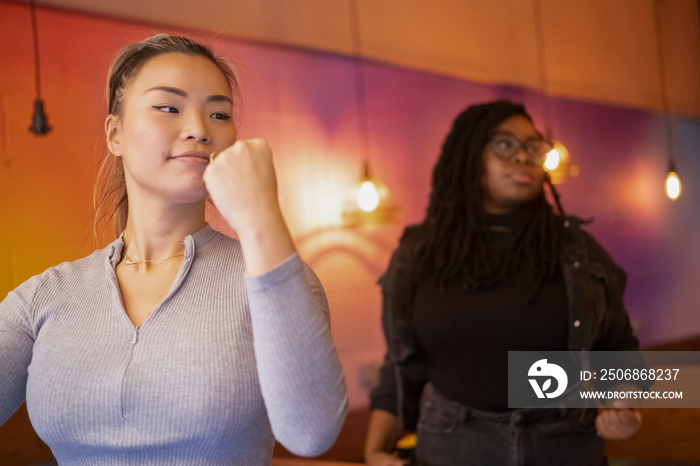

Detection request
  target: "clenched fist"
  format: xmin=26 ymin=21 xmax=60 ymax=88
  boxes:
xmin=204 ymin=138 xmax=280 ymax=234
xmin=204 ymin=138 xmax=295 ymax=275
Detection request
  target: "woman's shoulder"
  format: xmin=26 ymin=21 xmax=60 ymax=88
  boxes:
xmin=560 ymin=215 xmax=626 ymax=280
xmin=196 ymin=227 xmax=244 ymax=259
xmin=397 ymin=223 xmax=427 ymax=251
xmin=562 ymin=217 xmax=614 ymax=261
xmin=379 ymin=224 xmax=426 ymax=283
xmin=50 ymin=242 xmax=116 ymax=277
xmin=3 ymin=243 xmax=116 ymax=309
xmin=189 ymin=227 xmax=250 ymax=280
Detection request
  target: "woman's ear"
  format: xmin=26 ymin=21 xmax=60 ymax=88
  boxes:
xmin=105 ymin=114 xmax=122 ymax=156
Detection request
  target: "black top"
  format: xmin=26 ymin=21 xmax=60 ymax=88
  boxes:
xmin=412 ymin=214 xmax=568 ymax=412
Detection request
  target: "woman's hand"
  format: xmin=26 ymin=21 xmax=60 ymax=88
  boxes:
xmin=365 ymin=452 xmax=409 ymax=466
xmin=204 ymin=138 xmax=280 ymax=235
xmin=595 ymin=407 xmax=642 ymax=439
xmin=364 ymin=410 xmax=408 ymax=466
xmin=203 ymin=138 xmax=295 ymax=275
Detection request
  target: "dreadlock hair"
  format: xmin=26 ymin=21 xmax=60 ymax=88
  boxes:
xmin=414 ymin=100 xmax=566 ymax=298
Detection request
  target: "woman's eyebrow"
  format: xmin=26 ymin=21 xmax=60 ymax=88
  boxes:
xmin=207 ymin=94 xmax=233 ymax=104
xmin=145 ymin=86 xmax=232 ymax=104
xmin=145 ymin=86 xmax=187 ymax=97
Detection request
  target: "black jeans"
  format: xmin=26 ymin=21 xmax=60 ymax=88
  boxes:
xmin=415 ymin=385 xmax=607 ymax=466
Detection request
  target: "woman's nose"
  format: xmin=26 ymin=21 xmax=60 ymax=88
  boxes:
xmin=511 ymin=146 xmax=534 ymax=165
xmin=182 ymin=112 xmax=210 ymax=143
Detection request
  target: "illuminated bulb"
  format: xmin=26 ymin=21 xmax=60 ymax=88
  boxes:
xmin=342 ymin=162 xmax=399 ymax=227
xmin=665 ymin=171 xmax=681 ymax=200
xmin=357 ymin=180 xmax=380 ymax=211
xmin=544 ymin=148 xmax=560 ymax=171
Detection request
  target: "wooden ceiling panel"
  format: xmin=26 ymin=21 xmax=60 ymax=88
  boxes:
xmin=22 ymin=0 xmax=700 ymax=117
xmin=659 ymin=0 xmax=700 ymax=117
xmin=359 ymin=0 xmax=540 ymax=89
xmin=542 ymin=0 xmax=662 ymax=111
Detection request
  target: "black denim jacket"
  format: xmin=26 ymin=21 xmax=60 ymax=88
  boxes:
xmin=370 ymin=217 xmax=640 ymax=430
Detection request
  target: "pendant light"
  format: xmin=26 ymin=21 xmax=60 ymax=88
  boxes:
xmin=665 ymin=161 xmax=681 ymax=201
xmin=654 ymin=0 xmax=681 ymax=201
xmin=341 ymin=0 xmax=398 ymax=227
xmin=532 ymin=0 xmax=577 ymax=183
xmin=29 ymin=0 xmax=50 ymax=135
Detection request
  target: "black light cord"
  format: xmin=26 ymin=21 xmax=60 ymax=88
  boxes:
xmin=349 ymin=0 xmax=371 ymax=176
xmin=29 ymin=0 xmax=50 ymax=135
xmin=532 ymin=0 xmax=552 ymax=140
xmin=653 ymin=0 xmax=675 ymax=167
xmin=30 ymin=0 xmax=42 ymax=99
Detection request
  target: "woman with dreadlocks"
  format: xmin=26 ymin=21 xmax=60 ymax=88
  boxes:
xmin=364 ymin=101 xmax=641 ymax=466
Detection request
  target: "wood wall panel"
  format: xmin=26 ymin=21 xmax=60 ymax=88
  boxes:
xmin=17 ymin=0 xmax=700 ymax=117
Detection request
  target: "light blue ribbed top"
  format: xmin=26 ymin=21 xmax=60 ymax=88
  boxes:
xmin=0 ymin=225 xmax=348 ymax=465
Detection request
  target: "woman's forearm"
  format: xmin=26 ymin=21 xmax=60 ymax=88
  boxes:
xmin=365 ymin=409 xmax=404 ymax=456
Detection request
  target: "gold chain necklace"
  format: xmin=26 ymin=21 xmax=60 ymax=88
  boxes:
xmin=122 ymin=252 xmax=184 ymax=265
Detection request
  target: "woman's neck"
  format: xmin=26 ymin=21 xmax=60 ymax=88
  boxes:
xmin=122 ymin=199 xmax=206 ymax=261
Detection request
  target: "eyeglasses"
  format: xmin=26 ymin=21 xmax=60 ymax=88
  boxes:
xmin=487 ymin=132 xmax=553 ymax=165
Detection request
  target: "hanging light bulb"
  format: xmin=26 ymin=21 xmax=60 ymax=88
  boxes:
xmin=357 ymin=180 xmax=380 ymax=212
xmin=532 ymin=0 xmax=576 ymax=183
xmin=343 ymin=162 xmax=398 ymax=227
xmin=665 ymin=159 xmax=681 ymax=201
xmin=665 ymin=172 xmax=681 ymax=200
xmin=543 ymin=141 xmax=578 ymax=184
xmin=653 ymin=1 xmax=682 ymax=201
xmin=544 ymin=146 xmax=561 ymax=171
xmin=340 ymin=0 xmax=399 ymax=228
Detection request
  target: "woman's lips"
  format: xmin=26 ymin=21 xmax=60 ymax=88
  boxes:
xmin=170 ymin=152 xmax=210 ymax=164
xmin=509 ymin=171 xmax=535 ymax=183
